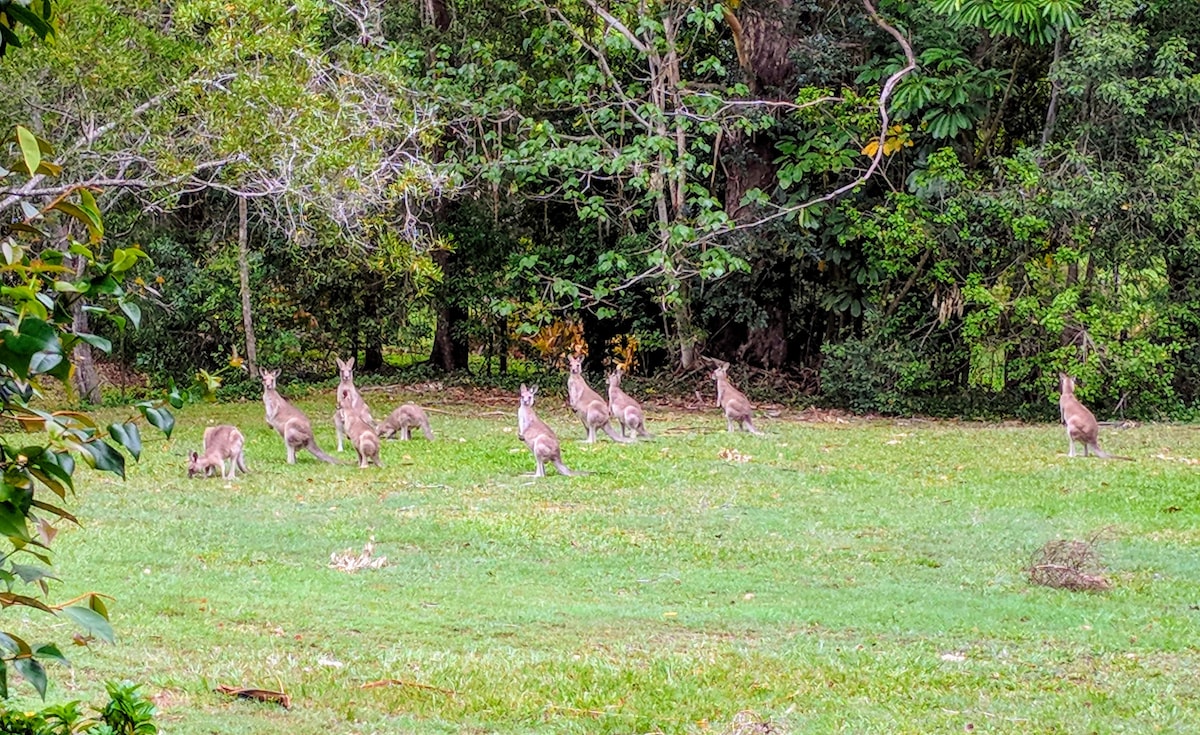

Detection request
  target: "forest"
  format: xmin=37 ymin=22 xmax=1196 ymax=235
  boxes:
xmin=3 ymin=0 xmax=1199 ymax=419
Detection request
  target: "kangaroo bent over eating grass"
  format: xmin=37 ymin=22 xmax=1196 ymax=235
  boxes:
xmin=188 ymin=425 xmax=248 ymax=480
xmin=377 ymin=403 xmax=434 ymax=441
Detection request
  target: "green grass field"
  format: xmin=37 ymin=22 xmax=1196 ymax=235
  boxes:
xmin=10 ymin=387 xmax=1200 ymax=733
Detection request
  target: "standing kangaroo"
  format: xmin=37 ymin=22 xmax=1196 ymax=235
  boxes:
xmin=566 ymin=354 xmax=632 ymax=444
xmin=333 ymin=356 xmax=374 ymax=452
xmin=188 ymin=425 xmax=248 ymax=480
xmin=377 ymin=404 xmax=434 ymax=441
xmin=261 ymin=369 xmax=339 ymax=464
xmin=607 ymin=367 xmax=652 ymax=439
xmin=339 ymin=408 xmax=382 ymax=468
xmin=1059 ymin=373 xmax=1130 ymax=459
xmin=711 ymin=361 xmax=764 ymax=435
xmin=518 ymin=384 xmax=579 ymax=477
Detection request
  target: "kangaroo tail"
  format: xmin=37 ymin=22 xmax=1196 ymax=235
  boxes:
xmin=602 ymin=423 xmax=634 ymax=443
xmin=306 ymin=439 xmax=341 ymax=464
xmin=553 ymin=459 xmax=585 ymax=477
xmin=1090 ymin=444 xmax=1133 ymax=461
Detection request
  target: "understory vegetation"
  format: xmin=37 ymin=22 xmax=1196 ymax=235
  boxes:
xmin=3 ymin=0 xmax=1199 ymax=418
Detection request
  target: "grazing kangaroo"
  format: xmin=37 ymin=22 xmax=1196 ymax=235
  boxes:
xmin=1059 ymin=373 xmax=1131 ymax=460
xmin=188 ymin=425 xmax=248 ymax=480
xmin=333 ymin=356 xmax=374 ymax=452
xmin=340 ymin=409 xmax=382 ymax=468
xmin=518 ymin=384 xmax=579 ymax=477
xmin=607 ymin=367 xmax=652 ymax=439
xmin=261 ymin=369 xmax=339 ymax=464
xmin=711 ymin=361 xmax=764 ymax=435
xmin=377 ymin=403 xmax=434 ymax=441
xmin=566 ymin=354 xmax=632 ymax=444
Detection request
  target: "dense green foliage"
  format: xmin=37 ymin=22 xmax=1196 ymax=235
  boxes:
xmin=0 ymin=128 xmax=176 ymax=698
xmin=4 ymin=0 xmax=1200 ymax=417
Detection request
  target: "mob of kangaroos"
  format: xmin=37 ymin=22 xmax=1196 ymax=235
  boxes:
xmin=566 ymin=354 xmax=633 ymax=443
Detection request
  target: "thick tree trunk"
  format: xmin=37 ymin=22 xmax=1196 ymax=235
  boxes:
xmin=363 ymin=290 xmax=383 ymax=371
xmin=430 ymin=249 xmax=470 ymax=372
xmin=237 ymin=196 xmax=258 ymax=378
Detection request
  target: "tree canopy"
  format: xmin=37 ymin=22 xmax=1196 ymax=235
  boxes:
xmin=2 ymin=0 xmax=1199 ymax=418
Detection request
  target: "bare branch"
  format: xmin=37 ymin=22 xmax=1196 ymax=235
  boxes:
xmin=710 ymin=0 xmax=917 ymax=239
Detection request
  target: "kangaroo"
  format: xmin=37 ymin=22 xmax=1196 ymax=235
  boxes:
xmin=711 ymin=361 xmax=764 ymax=435
xmin=332 ymin=356 xmax=374 ymax=452
xmin=261 ymin=369 xmax=339 ymax=464
xmin=377 ymin=403 xmax=434 ymax=441
xmin=566 ymin=354 xmax=632 ymax=444
xmin=518 ymin=384 xmax=579 ymax=477
xmin=188 ymin=425 xmax=248 ymax=480
xmin=340 ymin=408 xmax=382 ymax=468
xmin=607 ymin=367 xmax=653 ymax=439
xmin=1059 ymin=373 xmax=1131 ymax=460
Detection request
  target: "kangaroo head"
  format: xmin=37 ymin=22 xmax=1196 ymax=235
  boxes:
xmin=261 ymin=369 xmax=280 ymax=390
xmin=1059 ymin=373 xmax=1075 ymax=395
xmin=336 ymin=356 xmax=355 ymax=382
xmin=567 ymin=355 xmax=584 ymax=374
xmin=711 ymin=363 xmax=728 ymax=381
xmin=186 ymin=451 xmax=202 ymax=478
xmin=607 ymin=367 xmax=623 ymax=387
xmin=519 ymin=383 xmax=539 ymax=406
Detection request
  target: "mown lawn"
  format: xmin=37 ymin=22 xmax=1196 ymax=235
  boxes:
xmin=9 ymin=386 xmax=1200 ymax=733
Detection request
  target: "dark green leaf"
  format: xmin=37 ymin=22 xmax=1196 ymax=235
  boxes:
xmin=29 ymin=350 xmax=64 ymax=378
xmin=33 ymin=643 xmax=69 ymax=667
xmin=61 ymin=605 xmax=114 ymax=644
xmin=10 ymin=563 xmax=55 ymax=585
xmin=13 ymin=655 xmax=47 ymax=699
xmin=0 ymin=631 xmax=29 ymax=655
xmin=0 ymin=501 xmax=31 ymax=542
xmin=76 ymin=332 xmax=113 ymax=353
xmin=82 ymin=440 xmax=125 ymax=479
xmin=140 ymin=406 xmax=174 ymax=439
xmin=107 ymin=422 xmax=142 ymax=460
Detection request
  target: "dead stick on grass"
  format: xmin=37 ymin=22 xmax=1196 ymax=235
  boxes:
xmin=543 ymin=704 xmax=610 ymax=718
xmin=359 ymin=678 xmax=458 ymax=697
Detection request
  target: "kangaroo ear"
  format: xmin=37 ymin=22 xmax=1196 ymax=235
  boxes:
xmin=520 ymin=383 xmax=528 ymax=392
xmin=189 ymin=451 xmax=198 ymax=460
xmin=347 ymin=356 xmax=355 ymax=369
xmin=530 ymin=385 xmax=539 ymax=395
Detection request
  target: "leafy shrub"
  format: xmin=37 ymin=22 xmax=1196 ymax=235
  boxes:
xmin=0 ymin=682 xmax=157 ymax=735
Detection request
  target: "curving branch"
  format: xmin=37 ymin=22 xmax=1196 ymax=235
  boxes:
xmin=715 ymin=0 xmax=918 ymax=239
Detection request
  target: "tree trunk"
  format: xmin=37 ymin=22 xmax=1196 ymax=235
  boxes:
xmin=430 ymin=248 xmax=470 ymax=372
xmin=363 ymin=290 xmax=383 ymax=371
xmin=237 ymin=196 xmax=259 ymax=378
xmin=71 ymin=251 xmax=102 ymax=405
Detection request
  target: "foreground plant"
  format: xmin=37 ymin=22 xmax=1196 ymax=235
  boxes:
xmin=0 ymin=127 xmax=176 ymax=697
